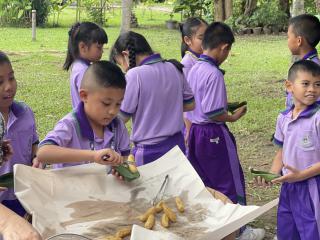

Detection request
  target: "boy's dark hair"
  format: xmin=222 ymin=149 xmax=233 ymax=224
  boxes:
xmin=179 ymin=17 xmax=208 ymax=58
xmin=63 ymin=22 xmax=108 ymax=71
xmin=289 ymin=14 xmax=320 ymax=48
xmin=110 ymin=31 xmax=153 ymax=69
xmin=0 ymin=51 xmax=11 ymax=65
xmin=110 ymin=31 xmax=184 ymax=73
xmin=84 ymin=61 xmax=126 ymax=89
xmin=288 ymin=60 xmax=320 ymax=81
xmin=202 ymin=22 xmax=235 ymax=50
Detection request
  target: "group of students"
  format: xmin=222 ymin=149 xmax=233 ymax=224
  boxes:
xmin=0 ymin=13 xmax=320 ymax=240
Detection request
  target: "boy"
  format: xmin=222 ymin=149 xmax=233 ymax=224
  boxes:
xmin=286 ymin=14 xmax=320 ymax=108
xmin=37 ymin=61 xmax=130 ymax=168
xmin=270 ymin=60 xmax=320 ymax=240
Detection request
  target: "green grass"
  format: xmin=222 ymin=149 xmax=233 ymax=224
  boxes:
xmin=1 ymin=6 xmax=316 ymax=239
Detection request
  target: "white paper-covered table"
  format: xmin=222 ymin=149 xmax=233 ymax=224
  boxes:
xmin=14 ymin=147 xmax=278 ymax=240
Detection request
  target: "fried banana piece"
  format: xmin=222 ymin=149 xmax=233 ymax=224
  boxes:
xmin=144 ymin=214 xmax=155 ymax=229
xmin=115 ymin=226 xmax=132 ymax=238
xmin=128 ymin=154 xmax=138 ymax=173
xmin=138 ymin=206 xmax=156 ymax=222
xmin=161 ymin=213 xmax=170 ymax=228
xmin=162 ymin=203 xmax=177 ymax=222
xmin=155 ymin=201 xmax=163 ymax=213
xmin=175 ymin=197 xmax=185 ymax=213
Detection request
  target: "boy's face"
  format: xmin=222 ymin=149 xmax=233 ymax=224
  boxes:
xmin=287 ymin=71 xmax=320 ymax=108
xmin=80 ymin=42 xmax=104 ymax=62
xmin=287 ymin=25 xmax=301 ymax=55
xmin=81 ymin=86 xmax=124 ymax=128
xmin=0 ymin=62 xmax=17 ymax=111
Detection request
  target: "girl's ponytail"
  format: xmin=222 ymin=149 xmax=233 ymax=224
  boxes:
xmin=128 ymin=38 xmax=136 ymax=69
xmin=165 ymin=59 xmax=184 ymax=73
xmin=179 ymin=23 xmax=188 ymax=58
xmin=63 ymin=22 xmax=81 ymax=71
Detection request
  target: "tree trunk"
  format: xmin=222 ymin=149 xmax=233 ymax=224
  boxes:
xmin=291 ymin=0 xmax=304 ymax=17
xmin=316 ymin=0 xmax=320 ymax=11
xmin=121 ymin=0 xmax=132 ymax=33
xmin=279 ymin=0 xmax=290 ymax=17
xmin=225 ymin=0 xmax=233 ymax=19
xmin=214 ymin=0 xmax=225 ymax=21
xmin=244 ymin=0 xmax=257 ymax=16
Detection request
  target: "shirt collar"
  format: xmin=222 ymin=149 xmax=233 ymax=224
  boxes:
xmin=73 ymin=102 xmax=115 ymax=142
xmin=78 ymin=58 xmax=91 ymax=66
xmin=139 ymin=54 xmax=162 ymax=66
xmin=10 ymin=101 xmax=27 ymax=117
xmin=302 ymin=49 xmax=318 ymax=61
xmin=199 ymin=54 xmax=225 ymax=75
xmin=281 ymin=102 xmax=320 ymax=119
xmin=186 ymin=49 xmax=200 ymax=58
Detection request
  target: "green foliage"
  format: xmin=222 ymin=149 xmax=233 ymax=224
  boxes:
xmin=32 ymin=0 xmax=51 ymax=26
xmin=82 ymin=0 xmax=109 ymax=25
xmin=50 ymin=0 xmax=72 ymax=27
xmin=172 ymin=0 xmax=205 ymax=18
xmin=0 ymin=0 xmax=32 ymax=26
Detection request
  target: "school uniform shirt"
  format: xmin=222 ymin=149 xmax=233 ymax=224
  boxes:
xmin=273 ymin=103 xmax=320 ymax=174
xmin=181 ymin=50 xmax=200 ymax=80
xmin=39 ymin=102 xmax=130 ymax=168
xmin=70 ymin=59 xmax=90 ymax=109
xmin=285 ymin=49 xmax=320 ymax=108
xmin=0 ymin=101 xmax=38 ymax=202
xmin=120 ymin=54 xmax=194 ymax=145
xmin=273 ymin=103 xmax=320 ymax=239
xmin=187 ymin=54 xmax=227 ymax=124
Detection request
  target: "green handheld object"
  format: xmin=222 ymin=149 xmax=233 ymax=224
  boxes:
xmin=115 ymin=164 xmax=140 ymax=182
xmin=249 ymin=168 xmax=280 ymax=182
xmin=227 ymin=101 xmax=247 ymax=113
xmin=0 ymin=172 xmax=14 ymax=188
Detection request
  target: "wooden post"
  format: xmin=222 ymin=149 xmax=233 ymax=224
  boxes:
xmin=32 ymin=10 xmax=36 ymax=42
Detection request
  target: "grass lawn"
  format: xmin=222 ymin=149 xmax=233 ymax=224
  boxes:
xmin=1 ymin=6 xmax=317 ymax=239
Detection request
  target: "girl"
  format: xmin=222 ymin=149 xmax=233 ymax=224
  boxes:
xmin=187 ymin=23 xmax=264 ymax=240
xmin=180 ymin=17 xmax=208 ymax=79
xmin=63 ymin=22 xmax=108 ymax=108
xmin=180 ymin=17 xmax=208 ymax=145
xmin=110 ymin=31 xmax=195 ymax=166
xmin=0 ymin=51 xmax=39 ymax=218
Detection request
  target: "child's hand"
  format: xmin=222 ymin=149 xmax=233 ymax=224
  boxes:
xmin=231 ymin=105 xmax=247 ymax=122
xmin=2 ymin=212 xmax=42 ymax=240
xmin=253 ymin=176 xmax=272 ymax=187
xmin=271 ymin=165 xmax=304 ymax=183
xmin=93 ymin=149 xmax=123 ymax=166
xmin=2 ymin=140 xmax=13 ymax=162
xmin=111 ymin=168 xmax=124 ymax=181
xmin=32 ymin=157 xmax=44 ymax=169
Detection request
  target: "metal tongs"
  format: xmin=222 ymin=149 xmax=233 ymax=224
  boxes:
xmin=151 ymin=174 xmax=169 ymax=206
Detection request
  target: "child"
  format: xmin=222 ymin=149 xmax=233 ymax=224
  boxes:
xmin=63 ymin=22 xmax=108 ymax=109
xmin=180 ymin=17 xmax=208 ymax=79
xmin=0 ymin=51 xmax=39 ymax=217
xmin=110 ymin=31 xmax=195 ymax=166
xmin=180 ymin=18 xmax=208 ymax=144
xmin=286 ymin=14 xmax=320 ymax=108
xmin=187 ymin=22 xmax=265 ymax=240
xmin=37 ymin=61 xmax=129 ymax=168
xmin=268 ymin=60 xmax=320 ymax=240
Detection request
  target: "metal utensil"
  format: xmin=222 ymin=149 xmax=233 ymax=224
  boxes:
xmin=151 ymin=174 xmax=169 ymax=206
xmin=46 ymin=233 xmax=92 ymax=240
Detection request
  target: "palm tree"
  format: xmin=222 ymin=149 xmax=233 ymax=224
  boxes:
xmin=121 ymin=0 xmax=133 ymax=33
xmin=291 ymin=0 xmax=304 ymax=17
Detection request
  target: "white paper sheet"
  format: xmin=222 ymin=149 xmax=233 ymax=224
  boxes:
xmin=14 ymin=147 xmax=278 ymax=240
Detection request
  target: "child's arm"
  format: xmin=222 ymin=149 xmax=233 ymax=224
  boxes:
xmin=272 ymin=162 xmax=320 ymax=184
xmin=0 ymin=204 xmax=42 ymax=240
xmin=270 ymin=148 xmax=283 ymax=174
xmin=37 ymin=145 xmax=123 ymax=166
xmin=211 ymin=105 xmax=247 ymax=123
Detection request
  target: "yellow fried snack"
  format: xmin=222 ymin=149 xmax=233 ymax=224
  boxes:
xmin=101 ymin=236 xmax=122 ymax=240
xmin=138 ymin=206 xmax=156 ymax=222
xmin=127 ymin=154 xmax=138 ymax=173
xmin=161 ymin=213 xmax=170 ymax=228
xmin=162 ymin=203 xmax=177 ymax=222
xmin=175 ymin=197 xmax=185 ymax=213
xmin=115 ymin=226 xmax=132 ymax=238
xmin=144 ymin=214 xmax=155 ymax=229
xmin=155 ymin=201 xmax=163 ymax=213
